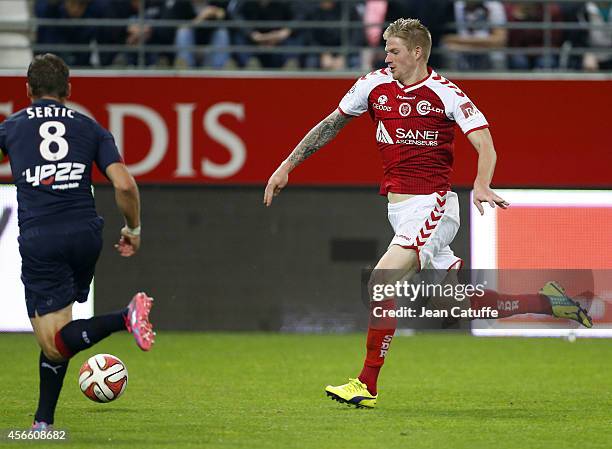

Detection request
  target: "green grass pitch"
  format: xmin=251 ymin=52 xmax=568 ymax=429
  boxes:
xmin=1 ymin=332 xmax=611 ymax=449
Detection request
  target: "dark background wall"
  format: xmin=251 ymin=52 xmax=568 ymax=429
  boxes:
xmin=94 ymin=186 xmax=471 ymax=331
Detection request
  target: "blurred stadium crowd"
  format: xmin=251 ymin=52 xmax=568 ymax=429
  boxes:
xmin=0 ymin=0 xmax=610 ymax=71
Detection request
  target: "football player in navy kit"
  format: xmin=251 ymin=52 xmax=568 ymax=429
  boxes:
xmin=0 ymin=54 xmax=155 ymax=430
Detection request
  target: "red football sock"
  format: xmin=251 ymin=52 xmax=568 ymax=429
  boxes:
xmin=358 ymin=299 xmax=397 ymax=396
xmin=471 ymin=290 xmax=553 ymax=318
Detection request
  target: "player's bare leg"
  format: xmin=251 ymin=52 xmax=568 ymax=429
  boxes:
xmin=466 ymin=281 xmax=593 ymax=328
xmin=427 ymin=268 xmax=463 ymax=319
xmin=31 ymin=304 xmax=73 ymax=362
xmin=326 ymin=245 xmax=419 ymax=408
xmin=29 ymin=295 xmax=154 ymax=429
xmin=429 ymin=272 xmax=593 ymax=328
xmin=29 ymin=304 xmax=72 ymax=430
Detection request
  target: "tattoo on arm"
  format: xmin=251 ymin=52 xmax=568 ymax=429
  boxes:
xmin=286 ymin=111 xmax=352 ymax=168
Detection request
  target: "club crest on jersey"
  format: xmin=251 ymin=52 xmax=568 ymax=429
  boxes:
xmin=399 ymin=103 xmax=411 ymax=117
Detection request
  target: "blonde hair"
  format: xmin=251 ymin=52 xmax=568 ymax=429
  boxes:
xmin=383 ymin=18 xmax=432 ymax=62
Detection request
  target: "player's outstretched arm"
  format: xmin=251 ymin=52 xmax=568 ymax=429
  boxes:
xmin=106 ymin=162 xmax=141 ymax=257
xmin=468 ymin=128 xmax=509 ymax=215
xmin=263 ymin=109 xmax=352 ymax=206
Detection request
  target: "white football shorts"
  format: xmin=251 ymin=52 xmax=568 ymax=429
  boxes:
xmin=387 ymin=190 xmax=463 ymax=271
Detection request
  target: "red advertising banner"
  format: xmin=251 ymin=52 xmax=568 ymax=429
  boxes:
xmin=1 ymin=74 xmax=610 ymax=187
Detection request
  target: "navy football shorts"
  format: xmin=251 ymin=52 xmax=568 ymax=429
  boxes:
xmin=18 ymin=216 xmax=104 ymax=318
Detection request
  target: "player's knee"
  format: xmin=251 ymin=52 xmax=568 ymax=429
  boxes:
xmin=368 ymin=273 xmax=398 ymax=303
xmin=41 ymin=344 xmax=65 ymax=362
xmin=398 ymin=250 xmax=419 ymax=272
xmin=375 ymin=245 xmax=419 ymax=271
xmin=39 ymin=335 xmax=66 ymax=362
xmin=367 ymin=272 xmax=386 ymax=301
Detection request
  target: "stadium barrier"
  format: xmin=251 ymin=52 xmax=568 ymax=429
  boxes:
xmin=1 ymin=73 xmax=610 ymax=187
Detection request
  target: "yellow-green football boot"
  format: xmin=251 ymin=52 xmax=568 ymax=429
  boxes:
xmin=325 ymin=378 xmax=377 ymax=409
xmin=540 ymin=281 xmax=593 ymax=328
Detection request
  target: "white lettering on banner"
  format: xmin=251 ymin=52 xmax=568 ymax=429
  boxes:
xmin=107 ymin=104 xmax=168 ymax=176
xmin=174 ymin=103 xmax=196 ymax=177
xmin=202 ymin=102 xmax=246 ymax=178
xmin=0 ymin=102 xmax=13 ymax=176
xmin=0 ymin=100 xmax=247 ymax=180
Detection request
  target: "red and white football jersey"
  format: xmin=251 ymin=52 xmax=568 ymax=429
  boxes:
xmin=338 ymin=67 xmax=489 ymax=195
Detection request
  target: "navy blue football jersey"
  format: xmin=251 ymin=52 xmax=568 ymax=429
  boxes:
xmin=0 ymin=99 xmax=121 ymax=230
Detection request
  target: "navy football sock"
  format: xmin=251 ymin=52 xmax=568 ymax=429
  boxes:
xmin=35 ymin=352 xmax=68 ymax=425
xmin=55 ymin=309 xmax=128 ymax=358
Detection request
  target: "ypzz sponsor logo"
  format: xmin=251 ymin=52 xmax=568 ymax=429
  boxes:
xmin=416 ymin=100 xmax=444 ymax=116
xmin=395 ymin=129 xmax=439 ymax=146
xmin=460 ymin=102 xmax=479 ymax=119
xmin=23 ymin=162 xmax=85 ymax=188
xmin=399 ymin=103 xmax=411 ymax=117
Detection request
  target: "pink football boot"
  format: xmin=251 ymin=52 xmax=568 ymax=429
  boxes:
xmin=31 ymin=421 xmax=53 ymax=431
xmin=125 ymin=292 xmax=155 ymax=351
